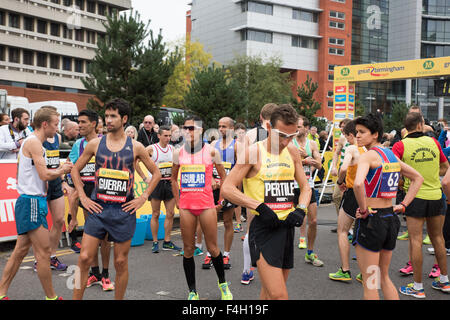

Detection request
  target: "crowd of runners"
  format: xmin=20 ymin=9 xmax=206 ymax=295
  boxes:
xmin=0 ymin=99 xmax=449 ymax=301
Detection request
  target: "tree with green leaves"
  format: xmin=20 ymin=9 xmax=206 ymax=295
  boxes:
xmin=227 ymin=55 xmax=293 ymax=125
xmin=184 ymin=65 xmax=247 ymax=130
xmin=292 ymin=74 xmax=326 ymax=131
xmin=383 ymin=101 xmax=409 ymax=133
xmin=82 ymin=10 xmax=180 ymax=126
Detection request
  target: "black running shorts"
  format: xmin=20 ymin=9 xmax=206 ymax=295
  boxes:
xmin=150 ymin=180 xmax=174 ymax=201
xmin=249 ymin=215 xmax=295 ymax=269
xmin=405 ymin=197 xmax=444 ymax=218
xmin=352 ymin=207 xmax=400 ymax=252
xmin=340 ymin=188 xmax=358 ymax=219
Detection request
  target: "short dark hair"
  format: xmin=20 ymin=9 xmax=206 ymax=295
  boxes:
xmin=404 ymin=112 xmax=424 ymax=132
xmin=0 ymin=113 xmax=8 ymax=123
xmin=270 ymin=104 xmax=299 ymax=128
xmin=354 ymin=113 xmax=384 ymax=142
xmin=260 ymin=103 xmax=279 ymax=120
xmin=339 ymin=118 xmax=351 ymax=129
xmin=235 ymin=122 xmax=246 ymax=131
xmin=299 ymin=115 xmax=310 ymax=128
xmin=158 ymin=125 xmax=172 ymax=135
xmin=11 ymin=108 xmax=29 ymax=121
xmin=184 ymin=115 xmax=203 ymax=127
xmin=343 ymin=120 xmax=357 ymax=136
xmin=78 ymin=109 xmax=99 ymax=128
xmin=104 ymin=98 xmax=131 ymax=122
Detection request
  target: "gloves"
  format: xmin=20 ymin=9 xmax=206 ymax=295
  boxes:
xmin=284 ymin=208 xmax=306 ymax=228
xmin=255 ymin=203 xmax=281 ymax=228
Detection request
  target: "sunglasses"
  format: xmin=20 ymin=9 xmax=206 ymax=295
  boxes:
xmin=272 ymin=128 xmax=299 ymax=139
xmin=182 ymin=125 xmax=201 ymax=131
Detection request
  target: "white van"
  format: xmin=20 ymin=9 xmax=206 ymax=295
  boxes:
xmin=6 ymin=96 xmax=30 ymax=114
xmin=28 ymin=101 xmax=79 ymax=128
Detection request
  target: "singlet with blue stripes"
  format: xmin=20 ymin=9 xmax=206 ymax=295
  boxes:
xmin=364 ymin=146 xmax=400 ymax=199
xmin=43 ymin=134 xmax=60 ymax=169
xmin=212 ymin=139 xmax=236 ymax=180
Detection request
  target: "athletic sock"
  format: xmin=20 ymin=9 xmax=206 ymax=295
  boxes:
xmin=307 ymin=250 xmax=313 ymax=256
xmin=183 ymin=256 xmax=196 ymax=293
xmin=440 ymin=274 xmax=449 ymax=283
xmin=91 ymin=266 xmax=100 ymax=278
xmin=211 ymin=252 xmax=226 ymax=284
xmin=413 ymin=282 xmax=423 ymax=290
xmin=223 ymin=251 xmax=230 ymax=257
xmin=101 ymin=268 xmax=109 ymax=279
xmin=195 ymin=243 xmax=202 ymax=250
xmin=242 ymin=233 xmax=251 ymax=274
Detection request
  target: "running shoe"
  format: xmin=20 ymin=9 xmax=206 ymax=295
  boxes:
xmin=399 ymin=283 xmax=426 ymax=299
xmin=188 ymin=291 xmax=199 ymax=300
xmin=234 ymin=224 xmax=242 ymax=233
xmin=399 ymin=261 xmax=413 ymax=276
xmin=241 ymin=270 xmax=254 ymax=285
xmin=397 ymin=231 xmax=409 ymax=241
xmin=347 ymin=232 xmax=353 ymax=243
xmin=45 ymin=296 xmax=64 ymax=300
xmin=0 ymin=295 xmax=9 ymax=300
xmin=329 ymin=267 xmax=352 ymax=281
xmin=305 ymin=252 xmax=324 ymax=267
xmin=429 ymin=264 xmax=441 ymax=278
xmin=162 ymin=241 xmax=182 ymax=251
xmin=298 ymin=237 xmax=307 ymax=249
xmin=202 ymin=255 xmax=212 ymax=269
xmin=223 ymin=255 xmax=231 ymax=270
xmin=356 ymin=273 xmax=363 ymax=284
xmin=86 ymin=274 xmax=101 ymax=287
xmin=70 ymin=242 xmax=81 ymax=254
xmin=427 ymin=247 xmax=450 ymax=255
xmin=194 ymin=247 xmax=204 ymax=256
xmin=152 ymin=241 xmax=159 ymax=253
xmin=431 ymin=279 xmax=450 ymax=293
xmin=50 ymin=256 xmax=68 ymax=271
xmin=423 ymin=234 xmax=431 ymax=245
xmin=101 ymin=277 xmax=115 ymax=291
xmin=218 ymin=281 xmax=233 ymax=300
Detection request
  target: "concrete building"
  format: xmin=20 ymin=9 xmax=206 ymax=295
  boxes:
xmin=0 ymin=0 xmax=131 ymax=110
xmin=188 ymin=0 xmax=354 ymax=120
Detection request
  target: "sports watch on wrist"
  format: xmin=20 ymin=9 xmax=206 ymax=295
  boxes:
xmin=296 ymin=204 xmax=308 ymax=215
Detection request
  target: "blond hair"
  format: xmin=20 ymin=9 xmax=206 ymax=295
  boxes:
xmin=33 ymin=107 xmax=60 ymax=129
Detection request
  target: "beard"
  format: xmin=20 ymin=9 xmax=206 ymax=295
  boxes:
xmin=17 ymin=121 xmax=27 ymax=131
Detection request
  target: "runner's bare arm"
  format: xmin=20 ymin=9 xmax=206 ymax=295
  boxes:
xmin=221 ymin=144 xmax=261 ymax=211
xmin=397 ymin=158 xmax=423 ymax=208
xmin=212 ymin=148 xmax=227 ymax=183
xmin=330 ymin=136 xmax=345 ymax=176
xmin=122 ymin=142 xmax=161 ymax=214
xmin=288 ymin=144 xmax=311 ymax=208
xmin=352 ymin=151 xmax=372 ymax=213
xmin=135 ymin=146 xmax=153 ymax=182
xmin=305 ymin=140 xmax=322 ymax=170
xmin=442 ymin=166 xmax=450 ymax=200
xmin=170 ymin=149 xmax=180 ymax=208
xmin=337 ymin=145 xmax=356 ymax=185
xmin=71 ymin=138 xmax=103 ymax=214
xmin=26 ymin=139 xmax=72 ymax=181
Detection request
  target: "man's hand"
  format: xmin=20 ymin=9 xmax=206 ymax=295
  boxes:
xmin=80 ymin=195 xmax=103 ymax=214
xmin=122 ymin=196 xmax=146 ymax=214
xmin=60 ymin=161 xmax=73 ymax=174
xmin=255 ymin=203 xmax=281 ymax=228
xmin=68 ymin=216 xmax=78 ymax=233
xmin=284 ymin=208 xmax=306 ymax=228
xmin=330 ymin=167 xmax=338 ymax=177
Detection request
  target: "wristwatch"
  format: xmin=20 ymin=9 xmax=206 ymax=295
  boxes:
xmin=296 ymin=204 xmax=308 ymax=215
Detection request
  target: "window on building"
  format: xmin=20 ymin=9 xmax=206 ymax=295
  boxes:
xmin=75 ymin=59 xmax=84 ymax=73
xmin=328 ymin=74 xmax=334 ymax=81
xmin=329 ymin=37 xmax=345 ymax=46
xmin=75 ymin=0 xmax=84 ymax=10
xmin=51 ymin=0 xmax=60 ymax=4
xmin=327 ymin=91 xmax=334 ymax=98
xmin=50 ymin=54 xmax=60 ymax=69
xmin=329 ymin=21 xmax=345 ymax=30
xmin=241 ymin=29 xmax=273 ymax=43
xmin=51 ymin=23 xmax=60 ymax=37
xmin=37 ymin=20 xmax=47 ymax=34
xmin=63 ymin=0 xmax=73 ymax=6
xmin=329 ymin=11 xmax=345 ymax=19
xmin=37 ymin=52 xmax=47 ymax=68
xmin=292 ymin=36 xmax=318 ymax=49
xmin=0 ymin=11 xmax=5 ymax=26
xmin=24 ymin=16 xmax=34 ymax=32
xmin=23 ymin=50 xmax=34 ymax=66
xmin=87 ymin=1 xmax=96 ymax=14
xmin=98 ymin=3 xmax=106 ymax=16
xmin=75 ymin=29 xmax=84 ymax=42
xmin=329 ymin=47 xmax=345 ymax=55
xmin=331 ymin=0 xmax=346 ymax=3
xmin=63 ymin=26 xmax=73 ymax=39
xmin=242 ymin=1 xmax=273 ymax=15
xmin=0 ymin=46 xmax=5 ymax=61
xmin=9 ymin=48 xmax=20 ymax=63
xmin=9 ymin=13 xmax=20 ymax=29
xmin=63 ymin=57 xmax=72 ymax=71
xmin=328 ymin=100 xmax=334 ymax=108
xmin=328 ymin=64 xmax=337 ymax=71
xmin=293 ymin=9 xmax=318 ymax=22
xmin=86 ymin=30 xmax=96 ymax=44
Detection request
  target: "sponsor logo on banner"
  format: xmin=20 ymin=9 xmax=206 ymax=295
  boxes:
xmin=349 ymin=95 xmax=355 ymax=103
xmin=335 ymin=86 xmax=346 ymax=93
xmin=348 ymin=103 xmax=354 ymax=111
xmin=335 ymin=103 xmax=346 ymax=111
xmin=423 ymin=60 xmax=435 ymax=70
xmin=335 ymin=95 xmax=347 ymax=102
xmin=334 ymin=113 xmax=346 ymax=120
xmin=0 ymin=199 xmax=16 ymax=223
xmin=349 ymin=86 xmax=355 ymax=94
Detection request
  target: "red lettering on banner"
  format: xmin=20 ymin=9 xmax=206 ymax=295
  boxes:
xmin=335 ymin=86 xmax=347 ymax=93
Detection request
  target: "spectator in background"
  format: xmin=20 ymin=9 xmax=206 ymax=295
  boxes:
xmin=0 ymin=108 xmax=30 ymax=160
xmin=319 ymin=130 xmax=332 ymax=152
xmin=96 ymin=116 xmax=106 ymax=135
xmin=0 ymin=113 xmax=10 ymax=125
xmin=137 ymin=115 xmax=159 ymax=147
xmin=169 ymin=124 xmax=183 ymax=147
xmin=307 ymin=126 xmax=320 ymax=147
xmin=125 ymin=125 xmax=138 ymax=140
xmin=60 ymin=121 xmax=79 ymax=149
xmin=153 ymin=123 xmax=159 ymax=133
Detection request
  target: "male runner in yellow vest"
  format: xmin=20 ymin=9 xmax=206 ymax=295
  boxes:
xmin=222 ymin=104 xmax=311 ymax=300
xmin=393 ymin=112 xmax=450 ymax=298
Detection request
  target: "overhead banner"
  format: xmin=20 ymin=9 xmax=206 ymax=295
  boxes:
xmin=335 ymin=56 xmax=450 ymax=83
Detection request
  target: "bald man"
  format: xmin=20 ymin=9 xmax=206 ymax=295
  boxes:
xmin=137 ymin=115 xmax=159 ymax=147
xmin=61 ymin=121 xmax=79 ymax=148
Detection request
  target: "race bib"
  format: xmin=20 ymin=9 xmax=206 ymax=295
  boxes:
xmin=180 ymin=164 xmax=206 ymax=192
xmin=159 ymin=162 xmax=173 ymax=179
xmin=46 ymin=150 xmax=60 ymax=169
xmin=378 ymin=162 xmax=400 ymax=198
xmin=264 ymin=180 xmax=295 ymax=211
xmin=213 ymin=162 xmax=232 ymax=181
xmin=80 ymin=156 xmax=96 ymax=182
xmin=96 ymin=168 xmax=129 ymax=203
